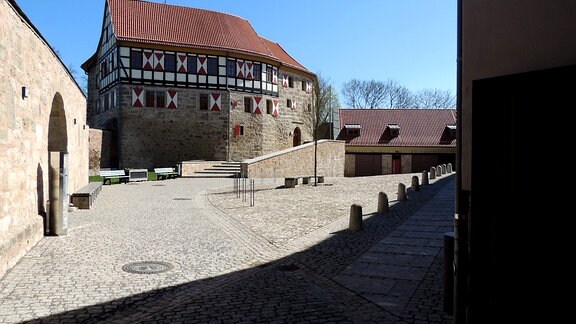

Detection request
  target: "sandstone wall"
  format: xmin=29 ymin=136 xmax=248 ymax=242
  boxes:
xmin=241 ymin=140 xmax=345 ymax=178
xmin=0 ymin=1 xmax=89 ymax=279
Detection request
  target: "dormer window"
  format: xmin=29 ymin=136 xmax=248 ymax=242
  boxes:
xmin=345 ymin=124 xmax=361 ymax=137
xmin=440 ymin=124 xmax=457 ymax=144
xmin=387 ymin=124 xmax=400 ymax=137
xmin=446 ymin=124 xmax=456 ymax=138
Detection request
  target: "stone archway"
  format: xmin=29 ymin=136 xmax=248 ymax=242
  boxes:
xmin=48 ymin=93 xmax=67 ymax=152
xmin=293 ymin=127 xmax=301 ymax=147
xmin=47 ymin=93 xmax=68 ymax=236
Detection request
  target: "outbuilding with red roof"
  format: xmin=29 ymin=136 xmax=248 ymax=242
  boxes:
xmin=337 ymin=109 xmax=456 ymax=176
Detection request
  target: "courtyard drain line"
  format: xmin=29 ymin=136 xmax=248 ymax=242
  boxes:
xmin=122 ymin=261 xmax=174 ymax=274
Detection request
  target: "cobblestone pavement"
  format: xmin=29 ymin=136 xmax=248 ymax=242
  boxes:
xmin=0 ymin=172 xmax=455 ymax=323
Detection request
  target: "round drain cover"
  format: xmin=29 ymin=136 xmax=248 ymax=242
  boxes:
xmin=122 ymin=261 xmax=173 ymax=274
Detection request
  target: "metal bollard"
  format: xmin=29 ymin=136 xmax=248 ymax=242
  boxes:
xmin=447 ymin=163 xmax=453 ymax=173
xmin=442 ymin=164 xmax=447 ymax=174
xmin=397 ymin=183 xmax=407 ymax=201
xmin=378 ymin=192 xmax=389 ymax=214
xmin=430 ymin=166 xmax=436 ymax=180
xmin=422 ymin=170 xmax=429 ymax=185
xmin=349 ymin=204 xmax=363 ymax=231
xmin=436 ymin=165 xmax=442 ymax=177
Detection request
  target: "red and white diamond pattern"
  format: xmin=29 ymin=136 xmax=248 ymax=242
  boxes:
xmin=154 ymin=53 xmax=164 ymax=71
xmin=272 ymin=69 xmax=278 ymax=84
xmin=245 ymin=62 xmax=253 ymax=79
xmin=197 ymin=56 xmax=207 ymax=74
xmin=132 ymin=87 xmax=144 ymax=107
xmin=236 ymin=61 xmax=245 ymax=78
xmin=143 ymin=52 xmax=154 ymax=69
xmin=306 ymin=82 xmax=312 ymax=94
xmin=177 ymin=55 xmax=187 ymax=73
xmin=210 ymin=93 xmax=221 ymax=111
xmin=167 ymin=90 xmax=178 ymax=109
xmin=272 ymin=99 xmax=279 ymax=117
xmin=282 ymin=75 xmax=288 ymax=88
xmin=252 ymin=97 xmax=263 ymax=114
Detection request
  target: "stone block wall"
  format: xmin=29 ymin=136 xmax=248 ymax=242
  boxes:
xmin=241 ymin=140 xmax=345 ymax=178
xmin=1 ymin=1 xmax=89 ymax=279
xmin=344 ymin=153 xmax=356 ymax=177
xmin=180 ymin=161 xmax=219 ymax=176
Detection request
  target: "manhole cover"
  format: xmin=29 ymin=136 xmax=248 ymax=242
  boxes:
xmin=122 ymin=261 xmax=174 ymax=274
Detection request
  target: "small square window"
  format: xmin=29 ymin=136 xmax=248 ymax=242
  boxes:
xmin=253 ymin=64 xmax=261 ymax=81
xmin=227 ymin=60 xmax=236 ymax=77
xmin=266 ymin=99 xmax=273 ymax=114
xmin=207 ymin=58 xmax=218 ymax=75
xmin=156 ymin=91 xmax=166 ymax=108
xmin=131 ymin=50 xmax=142 ymax=68
xmin=244 ymin=97 xmax=252 ymax=113
xmin=188 ymin=56 xmax=197 ymax=74
xmin=302 ymin=80 xmax=306 ymax=91
xmin=165 ymin=54 xmax=176 ymax=72
xmin=145 ymin=90 xmax=155 ymax=107
xmin=199 ymin=94 xmax=209 ymax=110
xmin=287 ymin=99 xmax=293 ymax=109
xmin=288 ymin=76 xmax=294 ymax=88
xmin=266 ymin=66 xmax=273 ymax=82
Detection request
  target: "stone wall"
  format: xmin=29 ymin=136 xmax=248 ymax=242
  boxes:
xmin=0 ymin=1 xmax=89 ymax=279
xmin=344 ymin=154 xmax=356 ymax=177
xmin=241 ymin=140 xmax=345 ymax=178
xmin=88 ymin=75 xmax=314 ymax=169
xmin=180 ymin=161 xmax=219 ymax=176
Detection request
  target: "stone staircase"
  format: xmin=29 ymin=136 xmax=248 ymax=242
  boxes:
xmin=190 ymin=161 xmax=241 ymax=178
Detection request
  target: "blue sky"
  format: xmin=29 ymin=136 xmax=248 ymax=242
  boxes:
xmin=16 ymin=0 xmax=457 ymax=100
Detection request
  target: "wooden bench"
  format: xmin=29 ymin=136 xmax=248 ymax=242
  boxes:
xmin=284 ymin=175 xmax=325 ymax=188
xmin=100 ymin=169 xmax=130 ymax=185
xmin=71 ymin=182 xmax=103 ymax=209
xmin=154 ymin=167 xmax=179 ymax=180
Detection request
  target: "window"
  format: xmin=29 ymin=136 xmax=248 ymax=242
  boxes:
xmin=307 ymin=103 xmax=311 ymax=112
xmin=266 ymin=99 xmax=273 ymax=114
xmin=145 ymin=90 xmax=155 ymax=107
xmin=287 ymin=99 xmax=293 ymax=108
xmin=288 ymin=76 xmax=294 ymax=88
xmin=227 ymin=60 xmax=236 ymax=77
xmin=164 ymin=54 xmax=176 ymax=72
xmin=345 ymin=124 xmax=362 ymax=137
xmin=199 ymin=94 xmax=209 ymax=110
xmin=100 ymin=61 xmax=107 ymax=78
xmin=244 ymin=97 xmax=252 ymax=113
xmin=156 ymin=91 xmax=166 ymax=108
xmin=188 ymin=56 xmax=197 ymax=74
xmin=131 ymin=50 xmax=142 ymax=68
xmin=266 ymin=66 xmax=273 ymax=82
xmin=103 ymin=93 xmax=109 ymax=111
xmin=207 ymin=58 xmax=218 ymax=75
xmin=253 ymin=64 xmax=261 ymax=80
xmin=302 ymin=80 xmax=307 ymax=91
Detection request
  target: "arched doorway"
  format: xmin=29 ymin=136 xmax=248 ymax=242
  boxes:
xmin=293 ymin=127 xmax=301 ymax=147
xmin=47 ymin=93 xmax=68 ymax=236
xmin=102 ymin=119 xmax=119 ymax=168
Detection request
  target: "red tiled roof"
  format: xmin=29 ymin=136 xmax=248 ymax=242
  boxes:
xmin=108 ymin=0 xmax=310 ymax=72
xmin=338 ymin=109 xmax=457 ymax=147
xmin=260 ymin=37 xmax=307 ymax=71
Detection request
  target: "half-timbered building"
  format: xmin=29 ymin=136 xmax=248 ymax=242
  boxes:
xmin=82 ymin=0 xmax=316 ymax=169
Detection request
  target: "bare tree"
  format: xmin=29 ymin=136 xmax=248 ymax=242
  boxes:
xmin=342 ymin=78 xmax=454 ymax=109
xmin=307 ymin=72 xmax=333 ymax=186
xmin=413 ymin=88 xmax=456 ymax=108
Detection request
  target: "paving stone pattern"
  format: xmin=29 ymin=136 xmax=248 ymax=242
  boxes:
xmin=0 ymin=173 xmax=455 ymax=323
